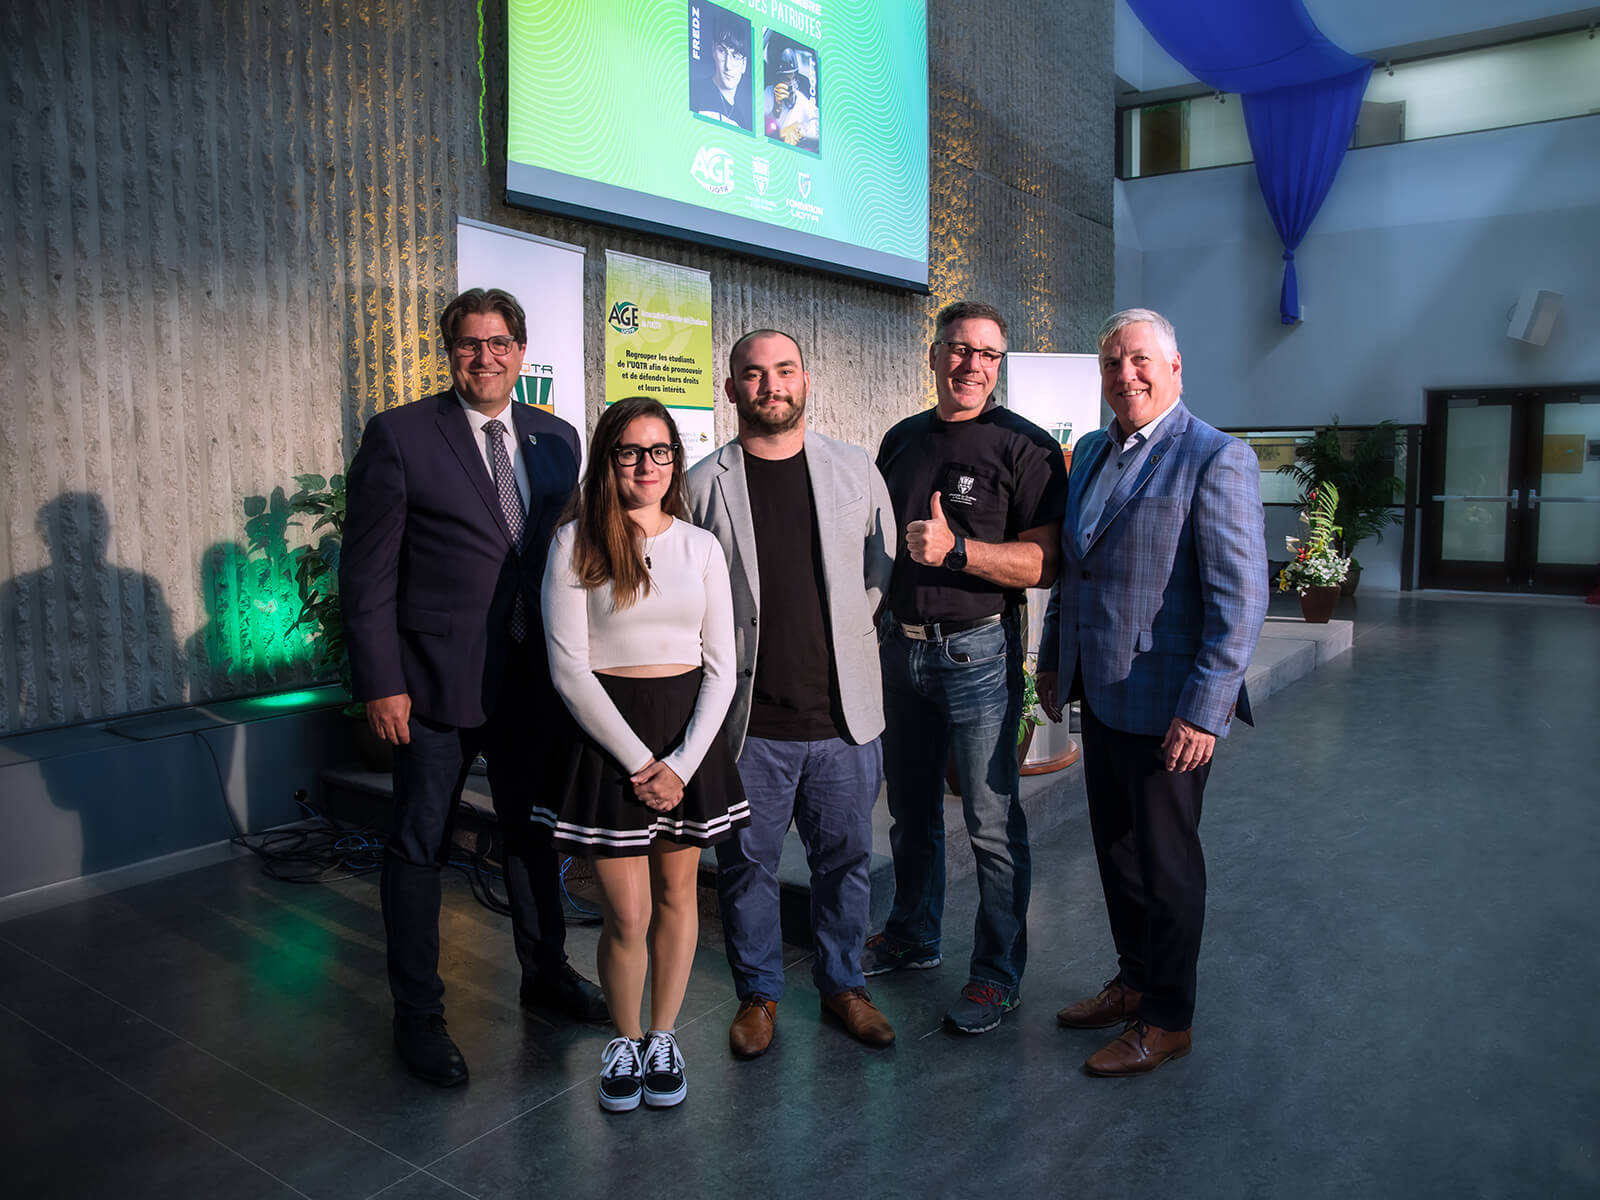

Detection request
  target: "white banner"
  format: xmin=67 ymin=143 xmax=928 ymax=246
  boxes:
xmin=457 ymin=219 xmax=588 ymax=463
xmin=1003 ymin=352 xmax=1103 ymax=457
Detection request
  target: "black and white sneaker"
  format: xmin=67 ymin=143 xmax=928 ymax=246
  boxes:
xmin=598 ymin=1036 xmax=643 ymax=1113
xmin=641 ymin=1030 xmax=686 ymax=1108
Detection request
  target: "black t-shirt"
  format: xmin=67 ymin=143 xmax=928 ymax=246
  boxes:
xmin=745 ymin=449 xmax=846 ymax=741
xmin=877 ymin=404 xmax=1068 ymax=622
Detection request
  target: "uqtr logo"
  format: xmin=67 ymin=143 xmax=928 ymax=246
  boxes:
xmin=691 ymin=146 xmax=735 ymax=195
xmin=609 ymin=301 xmax=640 ymax=334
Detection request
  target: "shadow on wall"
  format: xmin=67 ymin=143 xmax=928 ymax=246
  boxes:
xmin=1 ymin=493 xmax=179 ymax=734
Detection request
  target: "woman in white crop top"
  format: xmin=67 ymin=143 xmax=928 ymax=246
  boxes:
xmin=536 ymin=396 xmax=748 ymax=1113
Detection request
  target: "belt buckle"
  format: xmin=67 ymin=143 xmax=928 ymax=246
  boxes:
xmin=901 ymin=620 xmax=936 ymax=642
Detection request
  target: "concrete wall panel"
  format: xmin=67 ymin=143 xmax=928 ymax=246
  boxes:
xmin=1 ymin=0 xmax=1113 ymax=734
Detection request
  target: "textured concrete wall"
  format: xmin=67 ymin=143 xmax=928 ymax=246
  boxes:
xmin=1 ymin=0 xmax=1111 ymax=734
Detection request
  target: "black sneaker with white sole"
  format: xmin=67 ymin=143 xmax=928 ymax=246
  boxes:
xmin=598 ymin=1036 xmax=643 ymax=1113
xmin=641 ymin=1030 xmax=687 ymax=1108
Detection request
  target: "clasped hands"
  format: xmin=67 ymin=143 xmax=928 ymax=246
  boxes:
xmin=631 ymin=759 xmax=685 ymax=811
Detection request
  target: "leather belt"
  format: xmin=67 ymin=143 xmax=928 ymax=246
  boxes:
xmin=895 ymin=613 xmax=1004 ymax=642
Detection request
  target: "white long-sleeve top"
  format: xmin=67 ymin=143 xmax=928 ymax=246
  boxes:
xmin=541 ymin=518 xmax=736 ymax=781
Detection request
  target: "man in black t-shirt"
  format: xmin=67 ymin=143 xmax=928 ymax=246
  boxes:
xmin=686 ymin=330 xmax=898 ymax=1057
xmin=866 ymin=301 xmax=1067 ymax=1035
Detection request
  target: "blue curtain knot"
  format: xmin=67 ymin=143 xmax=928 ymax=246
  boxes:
xmin=1282 ymin=250 xmax=1295 ymax=261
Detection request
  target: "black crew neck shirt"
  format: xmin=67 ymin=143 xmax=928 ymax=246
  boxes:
xmin=744 ymin=449 xmax=847 ymax=741
xmin=876 ymin=404 xmax=1068 ymax=622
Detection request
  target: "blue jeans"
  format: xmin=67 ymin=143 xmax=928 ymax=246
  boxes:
xmin=879 ymin=612 xmax=1029 ymax=993
xmin=716 ymin=735 xmax=882 ymax=1000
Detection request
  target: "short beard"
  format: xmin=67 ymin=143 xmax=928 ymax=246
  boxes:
xmin=737 ymin=391 xmax=805 ymax=435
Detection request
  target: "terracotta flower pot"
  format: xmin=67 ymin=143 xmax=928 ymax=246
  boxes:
xmin=1299 ymin=586 xmax=1340 ymax=624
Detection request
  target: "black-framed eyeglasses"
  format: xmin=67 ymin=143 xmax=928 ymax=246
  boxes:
xmin=612 ymin=443 xmax=679 ymax=466
xmin=934 ymin=340 xmax=1006 ymax=365
xmin=452 ymin=335 xmax=519 ymax=356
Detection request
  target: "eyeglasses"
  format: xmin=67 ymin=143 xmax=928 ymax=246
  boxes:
xmin=612 ymin=443 xmax=679 ymax=466
xmin=452 ymin=335 xmax=519 ymax=356
xmin=935 ymin=340 xmax=1006 ymax=365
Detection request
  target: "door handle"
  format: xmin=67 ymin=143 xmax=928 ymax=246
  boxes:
xmin=1430 ymin=494 xmax=1518 ymax=502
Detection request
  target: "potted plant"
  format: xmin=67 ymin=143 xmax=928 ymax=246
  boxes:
xmin=1276 ymin=419 xmax=1402 ymax=593
xmin=1278 ymin=483 xmax=1350 ymax=623
xmin=245 ymin=472 xmax=386 ymax=766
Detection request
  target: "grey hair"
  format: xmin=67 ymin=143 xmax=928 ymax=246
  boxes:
xmin=1096 ymin=308 xmax=1179 ymax=360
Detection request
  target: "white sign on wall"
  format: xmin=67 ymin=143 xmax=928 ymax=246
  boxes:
xmin=1004 ymin=352 xmax=1103 ymax=456
xmin=457 ymin=218 xmax=587 ymax=462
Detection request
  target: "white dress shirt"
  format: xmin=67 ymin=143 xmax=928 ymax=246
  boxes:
xmin=458 ymin=394 xmax=531 ymax=510
xmin=1077 ymin=398 xmax=1181 ymax=554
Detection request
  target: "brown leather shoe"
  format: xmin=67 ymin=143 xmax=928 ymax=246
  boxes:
xmin=1056 ymin=978 xmax=1143 ymax=1029
xmin=728 ymin=997 xmax=777 ymax=1058
xmin=821 ymin=987 xmax=896 ymax=1048
xmin=1083 ymin=1020 xmax=1192 ymax=1077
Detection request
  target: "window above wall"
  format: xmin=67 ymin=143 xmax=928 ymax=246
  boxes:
xmin=1118 ymin=24 xmax=1600 ymax=180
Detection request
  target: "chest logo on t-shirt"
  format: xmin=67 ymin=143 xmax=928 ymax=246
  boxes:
xmin=947 ymin=474 xmax=977 ymax=507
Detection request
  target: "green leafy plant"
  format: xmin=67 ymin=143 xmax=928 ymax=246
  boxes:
xmin=1019 ymin=663 xmax=1044 ymax=747
xmin=1275 ymin=419 xmax=1402 ymax=568
xmin=246 ymin=473 xmax=351 ymax=702
xmin=1278 ymin=483 xmax=1350 ymax=595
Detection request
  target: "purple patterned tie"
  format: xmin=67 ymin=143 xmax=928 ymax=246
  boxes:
xmin=484 ymin=419 xmax=528 ymax=641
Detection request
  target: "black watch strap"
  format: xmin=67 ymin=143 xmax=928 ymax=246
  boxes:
xmin=943 ymin=534 xmax=967 ymax=572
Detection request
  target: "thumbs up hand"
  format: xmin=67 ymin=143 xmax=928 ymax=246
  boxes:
xmin=906 ymin=490 xmax=956 ymax=566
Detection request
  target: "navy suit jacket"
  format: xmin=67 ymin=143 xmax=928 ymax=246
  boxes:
xmin=1039 ymin=401 xmax=1267 ymax=739
xmin=340 ymin=391 xmax=581 ymax=729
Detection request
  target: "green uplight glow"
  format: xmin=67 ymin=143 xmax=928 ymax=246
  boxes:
xmin=243 ymin=689 xmax=331 ymax=712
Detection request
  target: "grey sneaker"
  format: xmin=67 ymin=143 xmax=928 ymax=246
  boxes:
xmin=860 ymin=931 xmax=942 ymax=977
xmin=598 ymin=1036 xmax=643 ymax=1113
xmin=641 ymin=1030 xmax=686 ymax=1108
xmin=944 ymin=982 xmax=1020 ymax=1034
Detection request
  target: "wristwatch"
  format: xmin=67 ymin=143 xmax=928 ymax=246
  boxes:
xmin=943 ymin=534 xmax=968 ymax=572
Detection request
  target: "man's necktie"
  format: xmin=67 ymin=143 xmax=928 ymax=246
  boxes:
xmin=483 ymin=419 xmax=529 ymax=641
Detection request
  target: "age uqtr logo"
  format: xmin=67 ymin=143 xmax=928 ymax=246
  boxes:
xmin=691 ymin=146 xmax=736 ymax=195
xmin=609 ymin=300 xmax=640 ymax=335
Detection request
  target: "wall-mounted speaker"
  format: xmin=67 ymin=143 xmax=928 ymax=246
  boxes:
xmin=1506 ymin=289 xmax=1563 ymax=346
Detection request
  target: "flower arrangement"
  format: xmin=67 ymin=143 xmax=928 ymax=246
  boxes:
xmin=1278 ymin=482 xmax=1351 ymax=595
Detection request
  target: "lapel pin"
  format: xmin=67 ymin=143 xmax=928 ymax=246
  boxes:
xmin=527 ymin=433 xmax=537 ymax=446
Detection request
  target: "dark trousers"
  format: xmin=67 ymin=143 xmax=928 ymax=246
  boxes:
xmin=1079 ymin=695 xmax=1210 ymax=1032
xmin=382 ymin=641 xmax=568 ymax=1017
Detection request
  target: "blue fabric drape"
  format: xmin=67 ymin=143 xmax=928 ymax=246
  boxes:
xmin=1126 ymin=0 xmax=1372 ymax=322
xmin=1241 ymin=66 xmax=1372 ymax=323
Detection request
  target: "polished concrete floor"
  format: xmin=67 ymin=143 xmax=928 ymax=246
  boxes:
xmin=3 ymin=592 xmax=1596 ymax=1199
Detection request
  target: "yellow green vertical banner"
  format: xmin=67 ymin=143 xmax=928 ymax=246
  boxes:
xmin=603 ymin=251 xmax=714 ymax=408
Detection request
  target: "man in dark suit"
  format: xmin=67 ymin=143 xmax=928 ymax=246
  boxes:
xmin=1038 ymin=308 xmax=1267 ymax=1077
xmin=341 ymin=287 xmax=606 ymax=1088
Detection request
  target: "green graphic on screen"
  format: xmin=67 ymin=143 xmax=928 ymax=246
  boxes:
xmin=507 ymin=0 xmax=930 ymax=290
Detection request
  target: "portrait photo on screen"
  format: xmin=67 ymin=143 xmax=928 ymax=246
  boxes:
xmin=688 ymin=2 xmax=753 ymax=132
xmin=762 ymin=32 xmax=820 ymax=154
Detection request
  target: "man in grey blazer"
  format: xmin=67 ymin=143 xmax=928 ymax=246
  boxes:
xmin=686 ymin=329 xmax=898 ymax=1056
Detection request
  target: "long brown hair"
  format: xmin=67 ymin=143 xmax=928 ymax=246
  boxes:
xmin=567 ymin=396 xmax=688 ymax=608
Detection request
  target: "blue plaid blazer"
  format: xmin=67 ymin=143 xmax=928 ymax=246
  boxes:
xmin=1039 ymin=401 xmax=1268 ymax=738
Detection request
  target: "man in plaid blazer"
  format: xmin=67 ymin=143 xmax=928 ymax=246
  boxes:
xmin=1038 ymin=308 xmax=1267 ymax=1077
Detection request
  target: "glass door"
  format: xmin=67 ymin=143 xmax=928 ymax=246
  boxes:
xmin=1422 ymin=387 xmax=1600 ymax=593
xmin=1527 ymin=392 xmax=1600 ymax=592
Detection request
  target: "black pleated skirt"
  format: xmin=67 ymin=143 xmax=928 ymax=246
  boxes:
xmin=531 ymin=669 xmax=749 ymax=858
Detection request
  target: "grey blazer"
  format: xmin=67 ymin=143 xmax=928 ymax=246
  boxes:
xmin=685 ymin=431 xmax=896 ymax=758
